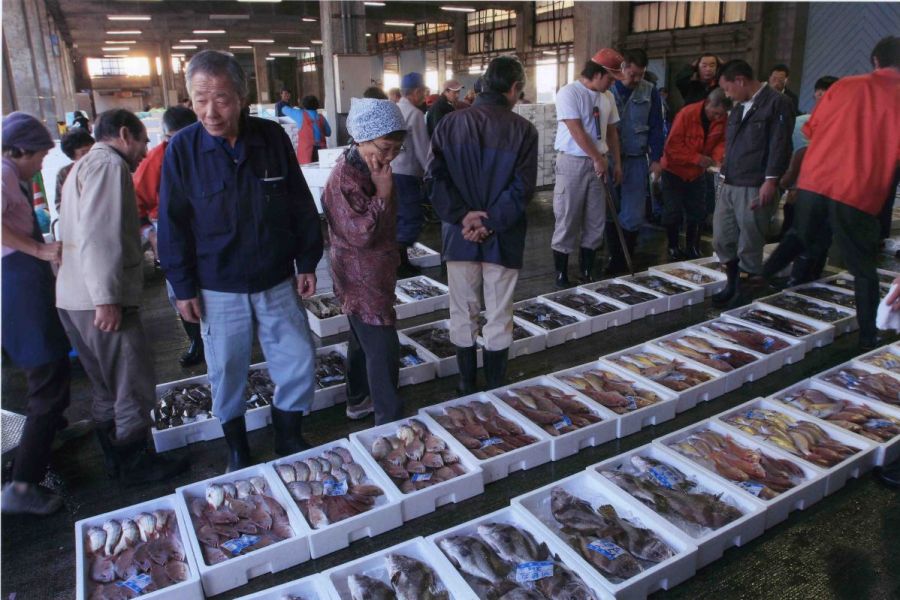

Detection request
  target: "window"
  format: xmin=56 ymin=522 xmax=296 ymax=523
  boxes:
xmin=631 ymin=1 xmax=746 ymax=33
xmin=383 ymin=53 xmax=400 ymax=91
xmin=87 ymin=57 xmax=151 ymax=78
xmin=171 ymin=56 xmax=182 ymax=74
xmin=300 ymin=52 xmax=316 ymax=73
xmin=416 ymin=22 xmax=451 ymax=37
xmin=534 ymin=1 xmax=574 ymax=46
xmin=466 ymin=9 xmax=516 ymax=54
xmin=377 ymin=32 xmax=405 ymax=45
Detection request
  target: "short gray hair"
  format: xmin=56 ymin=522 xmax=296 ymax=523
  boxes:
xmin=705 ymin=87 xmax=731 ymax=109
xmin=185 ymin=50 xmax=249 ymax=99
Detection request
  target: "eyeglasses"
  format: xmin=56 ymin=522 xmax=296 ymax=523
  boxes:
xmin=371 ymin=140 xmax=404 ymax=155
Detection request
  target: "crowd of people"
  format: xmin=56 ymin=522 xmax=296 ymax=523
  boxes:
xmin=2 ymin=36 xmax=898 ymax=515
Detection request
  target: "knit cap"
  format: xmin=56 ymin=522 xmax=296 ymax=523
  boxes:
xmin=346 ymin=98 xmax=406 ymax=143
xmin=2 ymin=112 xmax=54 ymax=152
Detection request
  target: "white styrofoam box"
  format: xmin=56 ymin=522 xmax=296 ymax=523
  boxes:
xmin=408 ymin=242 xmax=442 ymax=268
xmin=321 ymin=537 xmax=472 ymax=600
xmin=789 ymin=282 xmax=858 ymax=311
xmin=813 ymin=360 xmax=900 ymax=410
xmin=312 ymin=343 xmax=349 ymax=412
xmin=687 ymin=256 xmax=723 ymax=271
xmin=757 ymin=291 xmax=857 ymax=335
xmin=621 ymin=272 xmax=704 ymax=311
xmin=395 ymin=276 xmax=450 ymax=317
xmin=721 ymin=302 xmax=835 ymax=352
xmin=549 ymin=361 xmax=678 ymax=437
xmin=348 ymin=415 xmax=484 ymax=521
xmin=714 ymin=398 xmax=876 ymax=496
xmin=856 ymin=343 xmax=900 ymax=378
xmin=649 ymin=262 xmax=727 ymax=297
xmin=317 ymin=147 xmax=348 ymax=169
xmin=397 ymin=331 xmax=438 ymax=387
xmin=75 ymin=495 xmax=202 ymax=600
xmin=489 ymin=375 xmax=618 ymax=460
xmin=418 ymin=393 xmax=552 ymax=484
xmin=426 ymin=506 xmax=614 ymax=600
xmin=174 ymin=465 xmax=312 ymax=596
xmin=304 ymin=293 xmax=350 ymax=338
xmin=300 ymin=165 xmax=333 ymax=188
xmin=648 ymin=330 xmax=768 ymax=394
xmin=476 ymin=313 xmax=547 ymax=360
xmin=769 ymin=377 xmax=900 ymax=467
xmin=600 ymin=344 xmax=727 ymax=410
xmin=513 ymin=297 xmax=592 ymax=347
xmin=235 ymin=573 xmax=330 ymax=600
xmin=700 ymin=316 xmax=807 ymax=371
xmin=512 ymin=471 xmax=698 ymax=599
xmin=582 ymin=279 xmax=668 ymax=320
xmin=265 ymin=439 xmax=403 ymax=559
xmin=653 ymin=419 xmax=827 ymax=528
xmin=539 ymin=288 xmax=632 ymax=334
xmin=400 ymin=320 xmax=483 ymax=378
xmin=589 ymin=444 xmax=767 ymax=568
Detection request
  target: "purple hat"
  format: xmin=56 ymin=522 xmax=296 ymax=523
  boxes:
xmin=2 ymin=112 xmax=54 ymax=152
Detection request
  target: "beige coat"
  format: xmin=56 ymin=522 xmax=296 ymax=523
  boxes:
xmin=56 ymin=143 xmax=144 ymax=310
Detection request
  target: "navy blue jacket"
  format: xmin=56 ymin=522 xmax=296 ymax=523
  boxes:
xmin=426 ymin=92 xmax=538 ymax=269
xmin=158 ymin=116 xmax=323 ymax=299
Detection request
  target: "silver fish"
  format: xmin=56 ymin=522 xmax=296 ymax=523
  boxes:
xmin=386 ymin=553 xmax=449 ymax=600
xmin=438 ymin=535 xmax=510 ymax=583
xmin=86 ymin=526 xmax=107 ymax=554
xmin=134 ymin=512 xmax=156 ymax=542
xmin=102 ymin=520 xmax=122 ymax=556
xmin=477 ymin=522 xmax=548 ymax=564
xmin=206 ymin=483 xmax=225 ymax=509
xmin=275 ymin=463 xmax=297 ymax=484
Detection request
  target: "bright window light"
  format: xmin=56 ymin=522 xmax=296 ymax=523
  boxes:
xmin=107 ymin=15 xmax=151 ymax=21
xmin=106 ymin=30 xmax=142 ymax=35
xmin=425 ymin=70 xmax=439 ymax=92
xmin=88 ymin=56 xmax=151 ymax=77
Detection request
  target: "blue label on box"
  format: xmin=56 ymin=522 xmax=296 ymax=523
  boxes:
xmin=865 ymin=419 xmax=894 ymax=429
xmin=553 ymin=416 xmax=573 ymax=430
xmin=411 ymin=472 xmax=432 ymax=482
xmin=221 ymin=534 xmax=260 ymax=555
xmin=324 ymin=479 xmax=348 ymax=496
xmin=515 ymin=561 xmax=554 ymax=583
xmin=762 ymin=337 xmax=776 ymax=352
xmin=480 ymin=437 xmax=504 ymax=449
xmin=116 ymin=573 xmax=152 ymax=594
xmin=624 ymin=395 xmax=639 ymax=411
xmin=587 ymin=538 xmax=626 ymax=560
xmin=648 ymin=465 xmax=679 ymax=490
xmin=738 ymin=481 xmax=765 ymax=497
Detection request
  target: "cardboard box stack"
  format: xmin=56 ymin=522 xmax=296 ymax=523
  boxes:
xmin=513 ymin=103 xmax=557 ymax=187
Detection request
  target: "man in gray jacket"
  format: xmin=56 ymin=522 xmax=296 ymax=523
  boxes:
xmin=57 ymin=109 xmax=188 ymax=485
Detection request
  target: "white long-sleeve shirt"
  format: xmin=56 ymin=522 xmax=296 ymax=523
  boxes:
xmin=390 ymin=96 xmax=430 ymax=178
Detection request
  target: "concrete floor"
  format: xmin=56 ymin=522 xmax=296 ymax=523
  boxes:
xmin=2 ymin=190 xmax=899 ymax=599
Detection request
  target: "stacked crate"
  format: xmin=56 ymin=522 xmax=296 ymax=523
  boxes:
xmin=513 ymin=103 xmax=558 ymax=187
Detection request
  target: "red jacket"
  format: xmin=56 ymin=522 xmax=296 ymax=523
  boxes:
xmin=133 ymin=140 xmax=166 ymax=221
xmin=661 ymin=101 xmax=726 ymax=182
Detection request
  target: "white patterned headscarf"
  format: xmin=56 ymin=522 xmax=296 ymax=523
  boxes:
xmin=346 ymin=97 xmax=406 ymax=142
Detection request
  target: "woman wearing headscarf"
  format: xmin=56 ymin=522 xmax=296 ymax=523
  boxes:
xmin=1 ymin=112 xmax=72 ymax=515
xmin=322 ymin=98 xmax=407 ymax=424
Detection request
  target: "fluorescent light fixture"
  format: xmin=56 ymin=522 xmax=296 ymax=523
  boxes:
xmin=103 ymin=54 xmax=128 ymax=58
xmin=229 ymin=45 xmax=252 ymax=49
xmin=364 ymin=2 xmax=386 ymax=5
xmin=179 ymin=39 xmax=208 ymax=43
xmin=102 ymin=46 xmax=128 ymax=51
xmin=440 ymin=6 xmax=476 ymax=12
xmin=210 ymin=14 xmax=250 ymax=20
xmin=171 ymin=53 xmax=186 ymax=58
xmin=269 ymin=52 xmax=290 ymax=57
xmin=311 ymin=39 xmax=323 ymax=44
xmin=239 ymin=0 xmax=282 ymax=3
xmin=266 ymin=57 xmax=275 ymax=61
xmin=365 ymin=33 xmax=372 ymax=37
xmin=107 ymin=15 xmax=151 ymax=21
xmin=542 ymin=50 xmax=557 ymax=55
xmin=249 ymin=39 xmax=275 ymax=43
xmin=302 ymin=17 xmax=316 ymax=22
xmin=171 ymin=45 xmax=197 ymax=50
xmin=106 ymin=30 xmax=142 ymax=35
xmin=384 ymin=21 xmax=415 ymax=27
xmin=105 ymin=40 xmax=136 ymax=44
xmin=288 ymin=46 xmax=311 ymax=50
xmin=193 ymin=29 xmax=226 ymax=34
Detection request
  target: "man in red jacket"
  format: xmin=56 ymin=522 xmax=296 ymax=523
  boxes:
xmin=660 ymin=88 xmax=730 ymax=259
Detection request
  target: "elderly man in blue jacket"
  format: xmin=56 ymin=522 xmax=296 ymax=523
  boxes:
xmin=427 ymin=56 xmax=538 ymax=394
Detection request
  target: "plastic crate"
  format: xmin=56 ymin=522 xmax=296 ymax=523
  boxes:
xmin=721 ymin=303 xmax=835 ymax=353
xmin=513 ymin=298 xmax=592 ymax=347
xmin=649 ymin=262 xmax=728 ymax=297
xmin=539 ymin=288 xmax=632 ymax=334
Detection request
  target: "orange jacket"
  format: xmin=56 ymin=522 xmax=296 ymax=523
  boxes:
xmin=133 ymin=140 xmax=166 ymax=221
xmin=661 ymin=100 xmax=726 ymax=182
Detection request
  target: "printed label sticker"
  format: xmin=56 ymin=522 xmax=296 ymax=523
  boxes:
xmin=411 ymin=472 xmax=432 ymax=482
xmin=324 ymin=479 xmax=348 ymax=496
xmin=116 ymin=573 xmax=152 ymax=594
xmin=221 ymin=534 xmax=260 ymax=556
xmin=587 ymin=538 xmax=627 ymax=560
xmin=515 ymin=561 xmax=555 ymax=583
xmin=553 ymin=416 xmax=573 ymax=430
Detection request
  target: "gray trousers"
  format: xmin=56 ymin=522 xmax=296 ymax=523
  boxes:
xmin=551 ymin=152 xmax=608 ymax=253
xmin=713 ymin=183 xmax=777 ymax=274
xmin=58 ymin=307 xmax=154 ymax=443
xmin=346 ymin=315 xmax=403 ymax=425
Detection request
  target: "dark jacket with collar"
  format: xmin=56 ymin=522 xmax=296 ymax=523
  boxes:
xmin=426 ymin=94 xmax=455 ymax=137
xmin=158 ymin=115 xmax=323 ymax=299
xmin=722 ymin=84 xmax=795 ymax=187
xmin=426 ymin=92 xmax=538 ymax=269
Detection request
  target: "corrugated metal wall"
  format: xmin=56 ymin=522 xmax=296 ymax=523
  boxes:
xmin=799 ymin=2 xmax=900 ymax=113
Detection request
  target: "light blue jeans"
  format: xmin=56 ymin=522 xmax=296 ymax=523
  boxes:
xmin=200 ymin=278 xmax=316 ymax=424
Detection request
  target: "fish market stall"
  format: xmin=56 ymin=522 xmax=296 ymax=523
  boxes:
xmin=513 ymin=298 xmax=592 ymax=347
xmin=582 ymin=280 xmax=667 ymax=320
xmin=649 ymin=262 xmax=727 ymax=296
xmin=620 ymin=272 xmax=704 ymax=311
xmin=539 ymin=288 xmax=632 ymax=333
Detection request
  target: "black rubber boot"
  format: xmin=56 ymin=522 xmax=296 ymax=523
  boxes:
xmin=685 ymin=223 xmax=701 ymax=259
xmin=179 ymin=319 xmax=204 ymax=368
xmin=397 ymin=244 xmax=422 ymax=279
xmin=785 ymin=255 xmax=814 ymax=288
xmin=94 ymin=421 xmax=119 ymax=479
xmin=553 ymin=251 xmax=571 ymax=289
xmin=455 ymin=345 xmax=478 ymax=395
xmin=762 ymin=235 xmax=804 ymax=281
xmin=711 ymin=260 xmax=740 ymax=307
xmin=665 ymin=224 xmax=685 ymax=261
xmin=483 ymin=348 xmax=509 ymax=390
xmin=115 ymin=438 xmax=189 ymax=487
xmin=578 ymin=247 xmax=596 ymax=283
xmin=727 ymin=273 xmax=766 ymax=309
xmin=271 ymin=407 xmax=312 ymax=457
xmin=222 ymin=416 xmax=253 ymax=472
xmin=876 ymin=461 xmax=900 ymax=488
xmin=856 ymin=277 xmax=881 ymax=351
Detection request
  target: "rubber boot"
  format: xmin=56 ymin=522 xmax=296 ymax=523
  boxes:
xmin=665 ymin=224 xmax=685 ymax=261
xmin=786 ymin=255 xmax=814 ymax=288
xmin=94 ymin=420 xmax=119 ymax=479
xmin=553 ymin=251 xmax=571 ymax=289
xmin=578 ymin=247 xmax=596 ymax=283
xmin=856 ymin=278 xmax=881 ymax=351
xmin=115 ymin=438 xmax=189 ymax=487
xmin=179 ymin=319 xmax=204 ymax=368
xmin=222 ymin=416 xmax=253 ymax=472
xmin=271 ymin=407 xmax=311 ymax=456
xmin=483 ymin=348 xmax=509 ymax=390
xmin=455 ymin=345 xmax=478 ymax=395
xmin=808 ymin=254 xmax=829 ymax=282
xmin=727 ymin=273 xmax=767 ymax=309
xmin=876 ymin=461 xmax=900 ymax=488
xmin=762 ymin=235 xmax=804 ymax=281
xmin=711 ymin=260 xmax=740 ymax=307
xmin=605 ymin=221 xmax=626 ymax=275
xmin=397 ymin=244 xmax=422 ymax=279
xmin=685 ymin=223 xmax=701 ymax=259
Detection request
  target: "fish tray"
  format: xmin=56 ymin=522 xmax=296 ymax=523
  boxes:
xmin=488 ymin=375 xmax=618 ymax=461
xmin=549 ymin=361 xmax=678 ymax=437
xmin=235 ymin=573 xmax=331 ymax=599
xmin=395 ymin=276 xmax=450 ymax=318
xmin=816 ymin=273 xmax=894 ymax=294
xmin=396 ymin=331 xmax=438 ymax=387
xmin=304 ymin=292 xmax=350 ymax=338
xmin=653 ymin=419 xmax=828 ymax=529
xmin=620 ymin=271 xmax=705 ymax=311
xmin=788 ymin=282 xmax=858 ymax=311
xmin=321 ymin=536 xmax=472 ymax=600
xmin=426 ymin=506 xmax=613 ymax=599
xmin=174 ymin=465 xmax=312 ymax=596
xmin=419 ymin=393 xmax=553 ymax=484
xmin=513 ymin=298 xmax=592 ymax=347
xmin=600 ymin=344 xmax=728 ymax=412
xmin=721 ymin=303 xmax=835 ymax=353
xmin=582 ymin=279 xmax=668 ymax=320
xmin=757 ymin=291 xmax=857 ymax=336
xmin=649 ymin=262 xmax=728 ymax=297
xmin=408 ymin=242 xmax=442 ymax=269
xmin=589 ymin=443 xmax=767 ymax=569
xmin=348 ymin=415 xmax=484 ymax=521
xmin=311 ymin=343 xmax=350 ymax=412
xmin=813 ymin=360 xmax=900 ymax=412
xmin=648 ymin=329 xmax=769 ymax=394
xmin=539 ymin=288 xmax=632 ymax=334
xmin=75 ymin=495 xmax=203 ymax=600
xmin=400 ymin=320 xmax=483 ymax=379
xmin=769 ymin=377 xmax=900 ymax=467
xmin=855 ymin=344 xmax=900 ymax=379
xmin=265 ymin=439 xmax=404 ymax=559
xmin=714 ymin=398 xmax=876 ymax=497
xmin=511 ymin=470 xmax=698 ymax=599
xmin=475 ymin=312 xmax=548 ymax=360
xmin=703 ymin=316 xmax=807 ymax=372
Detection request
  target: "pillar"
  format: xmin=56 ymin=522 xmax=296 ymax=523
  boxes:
xmin=573 ymin=1 xmax=621 ymax=69
xmin=158 ymin=43 xmax=174 ymax=107
xmin=320 ymin=0 xmax=367 ymax=146
xmin=516 ymin=2 xmax=538 ymax=102
xmin=253 ymin=46 xmax=271 ymax=104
